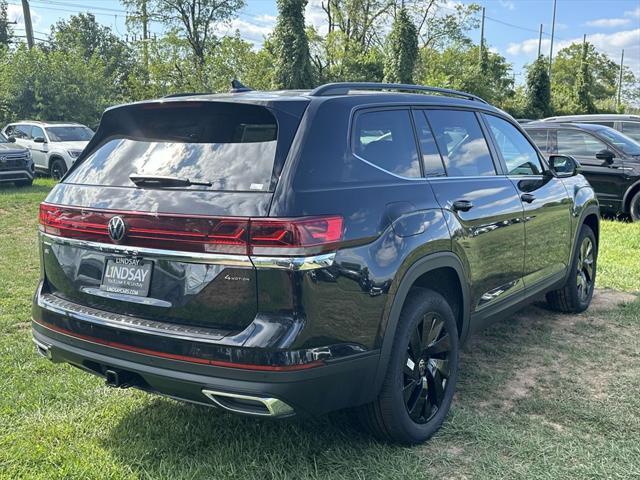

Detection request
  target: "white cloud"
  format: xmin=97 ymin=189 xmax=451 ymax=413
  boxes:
xmin=624 ymin=6 xmax=640 ymax=18
xmin=506 ymin=28 xmax=640 ymax=76
xmin=305 ymin=0 xmax=328 ymax=35
xmin=218 ymin=14 xmax=276 ymax=46
xmin=586 ymin=18 xmax=631 ymax=28
xmin=499 ymin=1 xmax=515 ymax=11
xmin=7 ymin=4 xmax=42 ymax=29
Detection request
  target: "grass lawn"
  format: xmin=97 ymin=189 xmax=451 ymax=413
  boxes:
xmin=0 ymin=178 xmax=638 ymax=479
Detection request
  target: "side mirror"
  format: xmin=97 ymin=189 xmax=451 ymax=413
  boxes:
xmin=595 ymin=149 xmax=614 ymax=164
xmin=548 ymin=155 xmax=580 ymax=178
xmin=33 ymin=136 xmax=46 ymax=144
xmin=7 ymin=136 xmax=16 ymax=143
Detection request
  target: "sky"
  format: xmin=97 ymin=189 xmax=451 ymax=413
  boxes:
xmin=5 ymin=0 xmax=640 ymax=82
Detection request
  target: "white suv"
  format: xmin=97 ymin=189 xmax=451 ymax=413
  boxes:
xmin=2 ymin=121 xmax=93 ymax=179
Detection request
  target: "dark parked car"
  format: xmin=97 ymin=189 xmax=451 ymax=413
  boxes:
xmin=0 ymin=131 xmax=34 ymax=187
xmin=32 ymin=83 xmax=599 ymax=444
xmin=524 ymin=122 xmax=640 ymax=220
xmin=540 ymin=114 xmax=640 ymax=143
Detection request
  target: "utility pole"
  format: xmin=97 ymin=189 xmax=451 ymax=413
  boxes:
xmin=479 ymin=6 xmax=485 ymax=65
xmin=548 ymin=0 xmax=557 ymax=81
xmin=21 ymin=0 xmax=34 ymax=49
xmin=537 ymin=24 xmax=543 ymax=58
xmin=617 ymin=49 xmax=625 ymax=108
xmin=141 ymin=0 xmax=149 ymax=73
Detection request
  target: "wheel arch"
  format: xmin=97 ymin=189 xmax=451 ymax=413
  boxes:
xmin=622 ymin=179 xmax=640 ymax=215
xmin=48 ymin=154 xmax=66 ymax=170
xmin=371 ymin=252 xmax=470 ymax=396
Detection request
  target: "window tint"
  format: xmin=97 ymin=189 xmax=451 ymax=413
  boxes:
xmin=353 ymin=109 xmax=421 ymax=178
xmin=621 ymin=122 xmax=640 ymax=141
xmin=412 ymin=111 xmax=445 ymax=177
xmin=485 ymin=115 xmax=543 ymax=175
xmin=527 ymin=129 xmax=549 ymax=153
xmin=425 ymin=110 xmax=495 ymax=177
xmin=14 ymin=125 xmax=32 ymax=139
xmin=46 ymin=126 xmax=93 ymax=142
xmin=557 ymin=129 xmax=607 ymax=156
xmin=65 ymin=102 xmax=282 ymax=192
xmin=31 ymin=126 xmax=45 ymax=140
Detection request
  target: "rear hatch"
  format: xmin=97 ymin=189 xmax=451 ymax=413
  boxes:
xmin=39 ymin=98 xmax=308 ymax=333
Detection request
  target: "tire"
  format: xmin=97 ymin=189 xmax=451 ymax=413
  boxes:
xmin=50 ymin=158 xmax=67 ymax=181
xmin=546 ymin=224 xmax=597 ymax=313
xmin=14 ymin=179 xmax=33 ymax=187
xmin=356 ymin=287 xmax=459 ymax=444
xmin=630 ymin=191 xmax=640 ymax=222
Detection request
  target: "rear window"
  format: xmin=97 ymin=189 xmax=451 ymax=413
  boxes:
xmin=65 ymin=103 xmax=281 ymax=192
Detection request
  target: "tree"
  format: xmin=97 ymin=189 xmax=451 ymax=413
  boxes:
xmin=383 ymin=6 xmax=418 ymax=84
xmin=125 ymin=0 xmax=244 ymax=68
xmin=272 ymin=0 xmax=314 ymax=89
xmin=574 ymin=40 xmax=595 ymax=113
xmin=49 ymin=14 xmax=133 ymax=87
xmin=0 ymin=0 xmax=12 ymax=47
xmin=525 ymin=56 xmax=551 ymax=119
xmin=405 ymin=0 xmax=481 ymax=49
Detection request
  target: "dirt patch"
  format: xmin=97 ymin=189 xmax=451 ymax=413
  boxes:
xmin=588 ymin=289 xmax=637 ymax=312
xmin=501 ymin=364 xmax=541 ymax=408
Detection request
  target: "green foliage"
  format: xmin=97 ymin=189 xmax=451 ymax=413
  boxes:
xmin=0 ymin=0 xmax=12 ymax=47
xmin=415 ymin=40 xmax=514 ymax=106
xmin=524 ymin=56 xmax=552 ymax=119
xmin=383 ymin=7 xmax=418 ymax=84
xmin=272 ymin=0 xmax=314 ymax=89
xmin=551 ymin=42 xmax=637 ymax=114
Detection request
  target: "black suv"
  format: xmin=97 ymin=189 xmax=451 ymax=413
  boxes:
xmin=0 ymin=131 xmax=34 ymax=187
xmin=32 ymin=83 xmax=599 ymax=444
xmin=524 ymin=122 xmax=640 ymax=221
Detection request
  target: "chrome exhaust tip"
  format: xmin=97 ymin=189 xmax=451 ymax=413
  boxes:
xmin=32 ymin=337 xmax=52 ymax=360
xmin=202 ymin=389 xmax=294 ymax=417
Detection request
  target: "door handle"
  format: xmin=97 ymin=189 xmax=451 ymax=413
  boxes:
xmin=452 ymin=200 xmax=474 ymax=212
xmin=521 ymin=193 xmax=536 ymax=203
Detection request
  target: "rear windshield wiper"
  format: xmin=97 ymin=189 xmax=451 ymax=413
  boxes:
xmin=129 ymin=174 xmax=212 ymax=188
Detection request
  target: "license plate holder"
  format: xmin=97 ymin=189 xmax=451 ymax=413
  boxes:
xmin=100 ymin=257 xmax=153 ymax=297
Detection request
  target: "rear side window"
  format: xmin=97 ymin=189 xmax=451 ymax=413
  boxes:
xmin=527 ymin=129 xmax=549 ymax=153
xmin=65 ymin=103 xmax=280 ymax=192
xmin=425 ymin=110 xmax=495 ymax=177
xmin=14 ymin=125 xmax=32 ymax=139
xmin=412 ymin=111 xmax=446 ymax=177
xmin=557 ymin=129 xmax=606 ymax=157
xmin=621 ymin=122 xmax=640 ymax=139
xmin=353 ymin=109 xmax=421 ymax=178
xmin=484 ymin=115 xmax=543 ymax=175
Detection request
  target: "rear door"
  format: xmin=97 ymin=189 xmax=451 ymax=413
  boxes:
xmin=553 ymin=128 xmax=626 ymax=209
xmin=483 ymin=114 xmax=571 ymax=288
xmin=30 ymin=125 xmax=49 ymax=168
xmin=40 ymin=100 xmax=306 ymax=333
xmin=417 ymin=108 xmax=525 ymax=312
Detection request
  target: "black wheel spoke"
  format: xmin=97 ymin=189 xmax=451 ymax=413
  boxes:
xmin=403 ymin=379 xmax=419 ymax=403
xmin=404 ymin=357 xmax=420 ymax=380
xmin=427 ymin=369 xmax=445 ymax=407
xmin=424 ymin=316 xmax=444 ymax=345
xmin=424 ymin=334 xmax=451 ymax=358
xmin=409 ymin=328 xmax=422 ymax=361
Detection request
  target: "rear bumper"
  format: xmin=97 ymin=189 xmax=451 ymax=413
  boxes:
xmin=31 ymin=319 xmax=379 ymax=417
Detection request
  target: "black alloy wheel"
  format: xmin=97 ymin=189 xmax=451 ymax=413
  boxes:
xmin=50 ymin=159 xmax=67 ymax=181
xmin=576 ymin=235 xmax=595 ymax=303
xmin=631 ymin=191 xmax=640 ymax=222
xmin=403 ymin=313 xmax=452 ymax=424
xmin=356 ymin=288 xmax=459 ymax=444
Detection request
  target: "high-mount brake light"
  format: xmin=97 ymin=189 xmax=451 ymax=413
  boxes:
xmin=39 ymin=203 xmax=343 ymax=256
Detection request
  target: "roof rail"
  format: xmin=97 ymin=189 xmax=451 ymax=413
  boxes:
xmin=163 ymin=92 xmax=210 ymax=98
xmin=308 ymin=82 xmax=488 ymax=103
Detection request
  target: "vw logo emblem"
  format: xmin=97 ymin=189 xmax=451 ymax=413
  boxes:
xmin=0 ymin=156 xmax=6 ymax=164
xmin=107 ymin=216 xmax=127 ymax=243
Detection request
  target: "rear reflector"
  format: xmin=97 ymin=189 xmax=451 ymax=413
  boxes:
xmin=39 ymin=203 xmax=343 ymax=255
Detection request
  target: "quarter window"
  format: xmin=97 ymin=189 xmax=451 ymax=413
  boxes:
xmin=485 ymin=115 xmax=543 ymax=175
xmin=353 ymin=109 xmax=421 ymax=178
xmin=557 ymin=129 xmax=607 ymax=157
xmin=621 ymin=122 xmax=640 ymax=141
xmin=527 ymin=129 xmax=549 ymax=153
xmin=425 ymin=110 xmax=495 ymax=177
